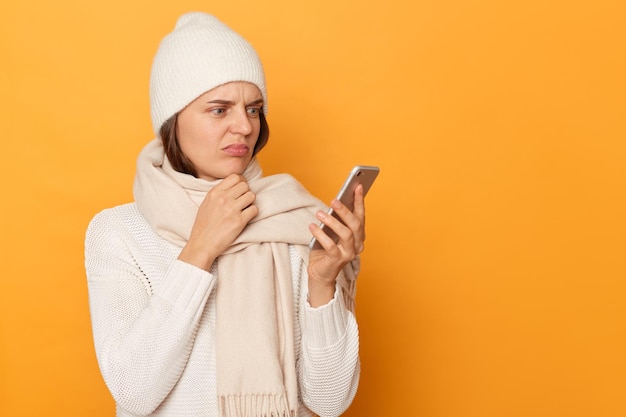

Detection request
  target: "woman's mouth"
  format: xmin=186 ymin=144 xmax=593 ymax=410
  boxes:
xmin=222 ymin=144 xmax=250 ymax=157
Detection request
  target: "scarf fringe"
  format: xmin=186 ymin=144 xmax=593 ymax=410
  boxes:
xmin=219 ymin=394 xmax=297 ymax=417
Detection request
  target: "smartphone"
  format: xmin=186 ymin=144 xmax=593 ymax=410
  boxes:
xmin=309 ymin=165 xmax=380 ymax=250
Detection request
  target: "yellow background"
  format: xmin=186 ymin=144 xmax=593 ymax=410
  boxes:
xmin=1 ymin=0 xmax=625 ymax=416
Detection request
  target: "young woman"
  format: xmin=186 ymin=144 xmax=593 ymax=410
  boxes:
xmin=85 ymin=12 xmax=365 ymax=417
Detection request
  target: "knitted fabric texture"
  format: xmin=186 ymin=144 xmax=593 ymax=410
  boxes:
xmin=149 ymin=12 xmax=267 ymax=135
xmin=85 ymin=205 xmax=361 ymax=416
xmin=132 ymin=139 xmax=357 ymax=417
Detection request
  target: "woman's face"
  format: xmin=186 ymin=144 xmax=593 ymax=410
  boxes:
xmin=176 ymin=81 xmax=263 ymax=181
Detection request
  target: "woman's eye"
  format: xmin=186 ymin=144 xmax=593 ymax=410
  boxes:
xmin=210 ymin=108 xmax=226 ymax=116
xmin=247 ymin=107 xmax=260 ymax=117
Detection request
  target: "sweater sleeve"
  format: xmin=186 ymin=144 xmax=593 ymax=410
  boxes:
xmin=294 ymin=253 xmax=361 ymax=417
xmin=85 ymin=209 xmax=215 ymax=416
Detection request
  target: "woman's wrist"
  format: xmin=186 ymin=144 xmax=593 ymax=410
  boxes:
xmin=178 ymin=240 xmax=217 ymax=272
xmin=307 ymin=276 xmax=336 ymax=307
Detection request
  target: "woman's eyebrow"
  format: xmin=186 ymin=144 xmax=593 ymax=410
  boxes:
xmin=206 ymin=99 xmax=234 ymax=105
xmin=247 ymin=98 xmax=264 ymax=106
xmin=206 ymin=98 xmax=264 ymax=106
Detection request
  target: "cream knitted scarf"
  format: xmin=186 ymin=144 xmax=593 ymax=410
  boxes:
xmin=133 ymin=139 xmax=332 ymax=416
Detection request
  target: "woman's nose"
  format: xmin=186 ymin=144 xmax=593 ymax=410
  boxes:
xmin=230 ymin=108 xmax=253 ymax=135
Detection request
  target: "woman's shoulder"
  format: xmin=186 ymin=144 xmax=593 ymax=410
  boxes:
xmin=85 ymin=202 xmax=154 ymax=246
xmin=88 ymin=203 xmax=143 ymax=231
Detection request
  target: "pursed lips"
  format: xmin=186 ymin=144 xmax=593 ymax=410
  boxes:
xmin=222 ymin=143 xmax=250 ymax=157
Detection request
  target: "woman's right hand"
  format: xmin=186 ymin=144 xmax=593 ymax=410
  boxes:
xmin=178 ymin=174 xmax=258 ymax=271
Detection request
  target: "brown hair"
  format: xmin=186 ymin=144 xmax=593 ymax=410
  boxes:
xmin=158 ymin=112 xmax=270 ymax=177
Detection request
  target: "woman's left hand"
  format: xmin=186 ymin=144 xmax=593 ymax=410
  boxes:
xmin=307 ymin=184 xmax=365 ymax=307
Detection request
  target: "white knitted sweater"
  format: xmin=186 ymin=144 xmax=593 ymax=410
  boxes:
xmin=85 ymin=203 xmax=360 ymax=417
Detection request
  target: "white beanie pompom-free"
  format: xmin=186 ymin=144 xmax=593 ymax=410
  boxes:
xmin=149 ymin=12 xmax=267 ymax=135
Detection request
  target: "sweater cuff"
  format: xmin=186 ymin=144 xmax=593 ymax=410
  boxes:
xmin=155 ymin=260 xmax=215 ymax=317
xmin=303 ymin=286 xmax=351 ymax=348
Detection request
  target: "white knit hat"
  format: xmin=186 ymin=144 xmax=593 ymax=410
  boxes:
xmin=149 ymin=12 xmax=267 ymax=135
